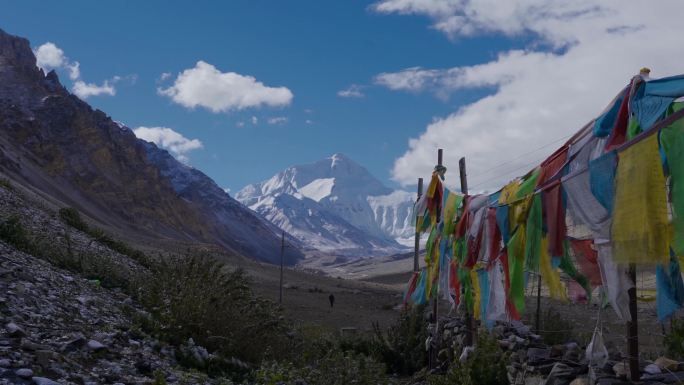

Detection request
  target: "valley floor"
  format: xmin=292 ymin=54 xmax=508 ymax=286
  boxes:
xmin=231 ymin=259 xmax=405 ymax=334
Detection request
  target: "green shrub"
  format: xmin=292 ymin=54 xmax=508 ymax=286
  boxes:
xmin=0 ymin=215 xmax=34 ymax=253
xmin=58 ymin=207 xmax=149 ymax=266
xmin=32 ymin=231 xmax=80 ymax=271
xmin=0 ymin=178 xmax=12 ymax=191
xmin=152 ymin=370 xmax=168 ymax=385
xmin=429 ymin=332 xmax=508 ymax=385
xmin=372 ymin=304 xmax=428 ymax=375
xmin=135 ymin=255 xmax=294 ymax=371
xmin=255 ymin=350 xmax=388 ymax=385
xmin=58 ymin=207 xmax=89 ymax=232
xmin=665 ymin=318 xmax=684 ymax=361
xmin=538 ymin=307 xmax=576 ymax=346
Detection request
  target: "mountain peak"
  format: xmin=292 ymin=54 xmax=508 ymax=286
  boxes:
xmin=0 ymin=28 xmax=68 ymax=105
xmin=0 ymin=28 xmax=303 ymax=265
xmin=0 ymin=28 xmax=34 ymax=69
xmin=236 ymin=155 xmax=416 ymax=256
xmin=329 ymin=152 xmax=348 ymax=162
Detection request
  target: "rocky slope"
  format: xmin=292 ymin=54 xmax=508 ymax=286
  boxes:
xmin=0 ymin=241 xmax=210 ymax=385
xmin=0 ymin=181 xmax=219 ymax=384
xmin=428 ymin=311 xmax=683 ymax=385
xmin=0 ymin=28 xmax=301 ymax=265
xmin=236 ymin=154 xmax=415 ymax=257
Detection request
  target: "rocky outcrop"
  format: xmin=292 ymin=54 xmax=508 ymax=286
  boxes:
xmin=427 ymin=315 xmax=684 ymax=385
xmin=0 ymin=240 xmax=213 ymax=384
xmin=0 ymin=28 xmax=302 ymax=265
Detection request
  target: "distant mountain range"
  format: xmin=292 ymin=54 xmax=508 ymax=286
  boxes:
xmin=236 ymin=154 xmax=416 ymax=257
xmin=0 ymin=28 xmax=302 ymax=265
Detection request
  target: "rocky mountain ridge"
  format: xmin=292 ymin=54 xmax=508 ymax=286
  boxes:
xmin=0 ymin=28 xmax=302 ymax=265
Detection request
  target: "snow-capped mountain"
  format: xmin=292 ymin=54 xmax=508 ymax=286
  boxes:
xmin=236 ymin=154 xmax=416 ymax=257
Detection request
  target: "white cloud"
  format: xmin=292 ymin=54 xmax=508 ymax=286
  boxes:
xmin=374 ymin=0 xmax=684 ymax=192
xmin=337 ymin=84 xmax=365 ymax=98
xmin=371 ymin=0 xmax=612 ymax=44
xmin=236 ymin=121 xmax=245 ymax=127
xmin=33 ymin=42 xmax=122 ymax=99
xmin=267 ymin=116 xmax=288 ymax=125
xmin=305 ymin=119 xmax=314 ymax=125
xmin=133 ymin=126 xmax=203 ymax=163
xmin=72 ymin=80 xmax=116 ymax=98
xmin=374 ymin=66 xmax=467 ymax=99
xmin=158 ymin=61 xmax=293 ymax=113
xmin=251 ymin=116 xmax=258 ymax=125
xmin=34 ymin=42 xmax=66 ymax=69
xmin=375 ymin=67 xmax=442 ymax=92
xmin=223 ymin=187 xmax=231 ymax=194
xmin=34 ymin=42 xmax=80 ymax=80
xmin=372 ymin=0 xmax=461 ymax=19
xmin=160 ymin=72 xmax=172 ymax=81
xmin=67 ymin=61 xmax=80 ymax=80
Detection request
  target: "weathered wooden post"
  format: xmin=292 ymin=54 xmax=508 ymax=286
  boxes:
xmin=428 ymin=150 xmax=444 ymax=370
xmin=535 ymin=274 xmax=542 ymax=334
xmin=627 ymin=264 xmax=639 ymax=380
xmin=459 ymin=156 xmax=474 ymax=347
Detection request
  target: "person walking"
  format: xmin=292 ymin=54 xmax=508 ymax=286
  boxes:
xmin=328 ymin=293 xmax=335 ymax=309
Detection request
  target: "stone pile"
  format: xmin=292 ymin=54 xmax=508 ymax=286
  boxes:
xmin=0 ymin=241 xmax=216 ymax=384
xmin=431 ymin=315 xmax=684 ymax=385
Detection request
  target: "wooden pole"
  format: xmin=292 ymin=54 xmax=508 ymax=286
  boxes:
xmin=535 ymin=273 xmax=542 ymax=334
xmin=459 ymin=156 xmax=474 ymax=347
xmin=414 ymin=178 xmax=424 ymax=272
xmin=429 ymin=149 xmax=443 ymax=370
xmin=458 ymin=157 xmax=467 ymax=195
xmin=627 ymin=263 xmax=639 ymax=381
xmin=279 ymin=230 xmax=285 ymax=305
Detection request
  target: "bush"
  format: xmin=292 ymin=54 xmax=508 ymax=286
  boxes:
xmin=429 ymin=332 xmax=508 ymax=385
xmin=135 ymin=254 xmax=294 ymax=371
xmin=59 ymin=207 xmax=89 ymax=232
xmin=538 ymin=307 xmax=576 ymax=346
xmin=255 ymin=350 xmax=388 ymax=385
xmin=372 ymin=304 xmax=428 ymax=375
xmin=0 ymin=178 xmax=12 ymax=191
xmin=59 ymin=207 xmax=149 ymax=266
xmin=0 ymin=215 xmax=34 ymax=253
xmin=665 ymin=318 xmax=684 ymax=361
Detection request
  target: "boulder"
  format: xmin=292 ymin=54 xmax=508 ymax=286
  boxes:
xmin=60 ymin=333 xmax=86 ymax=352
xmin=5 ymin=322 xmax=25 ymax=338
xmin=569 ymin=377 xmax=588 ymax=385
xmin=543 ymin=362 xmax=575 ymax=385
xmin=643 ymin=363 xmax=661 ymax=375
xmin=86 ymin=339 xmax=107 ymax=352
xmin=528 ymin=347 xmax=551 ymax=363
xmin=15 ymin=368 xmax=33 ymax=378
xmin=612 ymin=362 xmax=628 ymax=379
xmin=654 ymin=356 xmax=680 ymax=371
xmin=32 ymin=377 xmax=60 ymax=385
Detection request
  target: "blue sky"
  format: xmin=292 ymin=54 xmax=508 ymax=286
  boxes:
xmin=3 ymin=1 xmax=683 ymax=193
xmin=2 ymin=1 xmax=505 ymax=191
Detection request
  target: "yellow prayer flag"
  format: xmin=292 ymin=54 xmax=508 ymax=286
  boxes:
xmin=612 ymin=134 xmax=670 ymax=265
xmin=540 ymin=237 xmax=567 ymax=301
xmin=470 ymin=269 xmax=481 ymax=320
